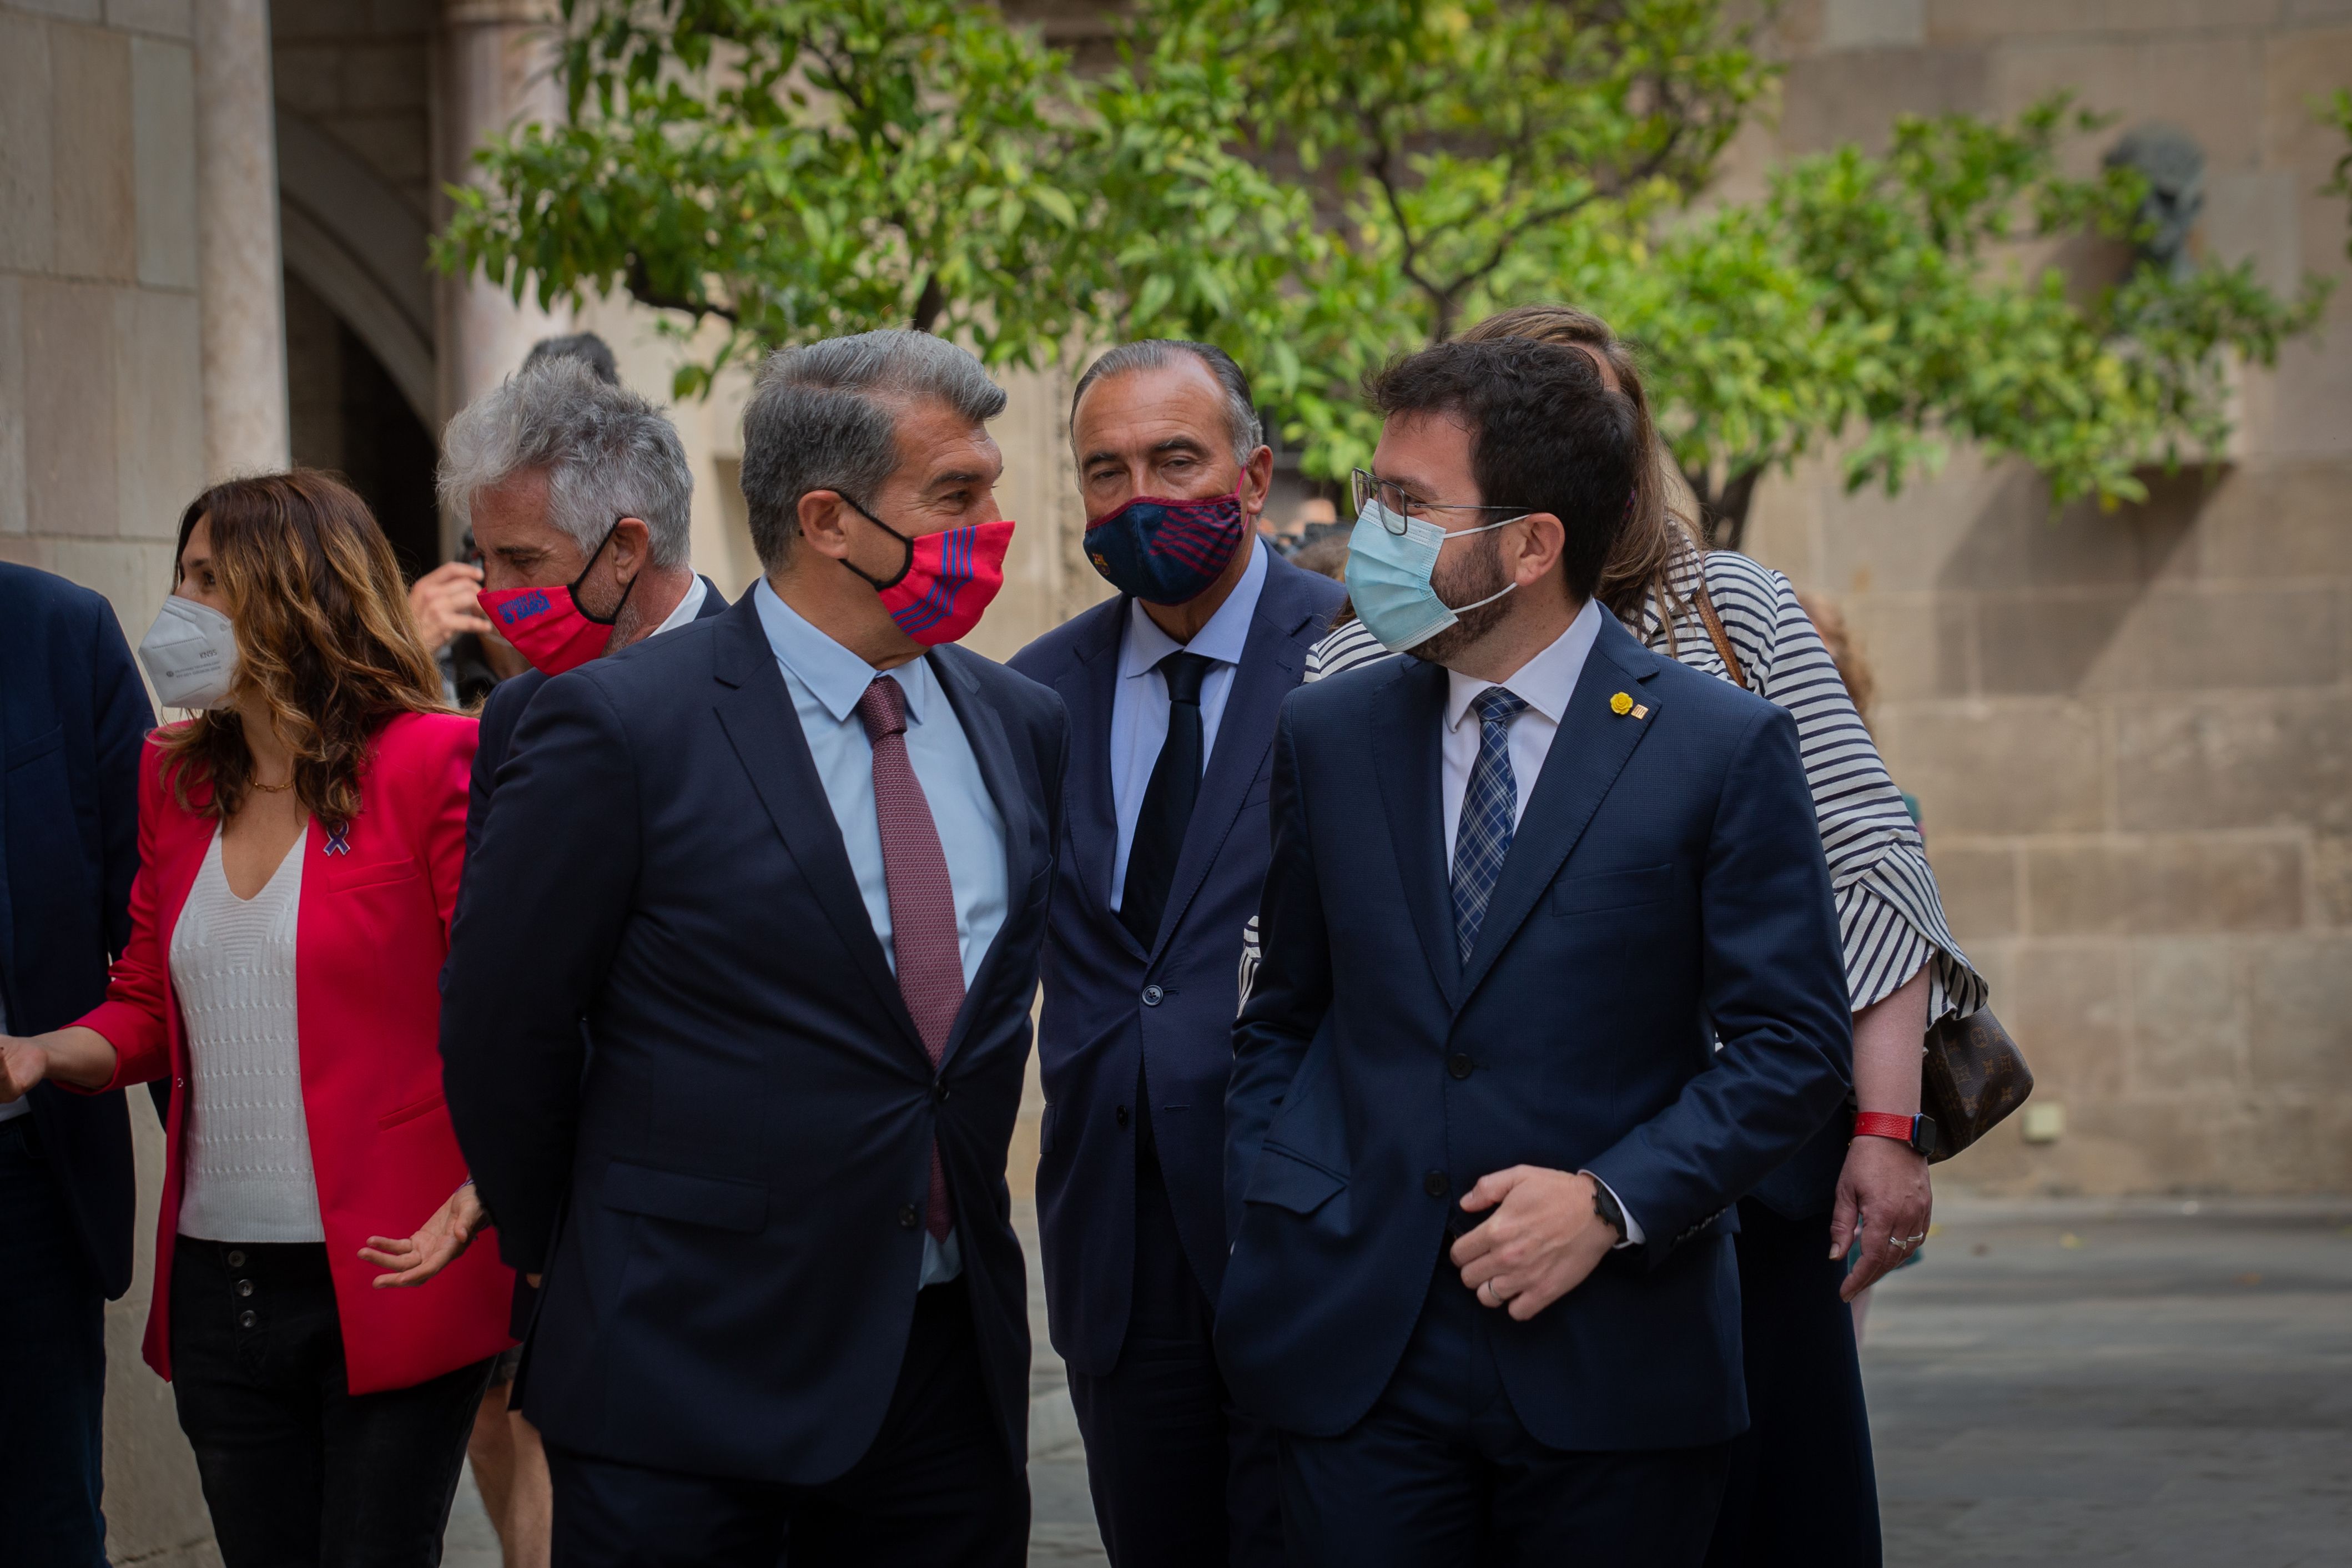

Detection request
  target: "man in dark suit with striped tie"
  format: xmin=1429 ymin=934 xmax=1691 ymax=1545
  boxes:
xmin=1011 ymin=341 xmax=1344 ymax=1566
xmin=1221 ymin=337 xmax=1853 ymax=1565
xmin=442 ymin=329 xmax=1065 ymax=1567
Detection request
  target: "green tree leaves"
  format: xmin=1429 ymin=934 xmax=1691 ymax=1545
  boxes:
xmin=435 ymin=0 xmax=2329 ymax=549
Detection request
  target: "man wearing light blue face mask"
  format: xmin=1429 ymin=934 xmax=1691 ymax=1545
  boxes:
xmin=1221 ymin=336 xmax=1852 ymax=1566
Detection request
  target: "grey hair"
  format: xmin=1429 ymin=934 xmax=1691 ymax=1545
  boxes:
xmin=738 ymin=329 xmax=1008 ymax=567
xmin=1070 ymin=340 xmax=1263 ymax=467
xmin=436 ymin=357 xmax=694 ymax=569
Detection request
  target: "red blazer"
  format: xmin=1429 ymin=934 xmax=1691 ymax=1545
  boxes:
xmin=76 ymin=712 xmax=515 ymax=1395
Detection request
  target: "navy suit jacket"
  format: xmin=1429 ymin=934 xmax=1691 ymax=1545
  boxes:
xmin=0 ymin=564 xmax=153 ymax=1299
xmin=1218 ymin=612 xmax=1852 ymax=1451
xmin=440 ymin=592 xmax=1066 ymax=1485
xmin=465 ymin=574 xmax=728 ymax=862
xmin=1009 ymin=553 xmax=1343 ymax=1377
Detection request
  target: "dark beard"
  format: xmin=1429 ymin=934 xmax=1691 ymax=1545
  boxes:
xmin=1410 ymin=528 xmax=1514 ymax=668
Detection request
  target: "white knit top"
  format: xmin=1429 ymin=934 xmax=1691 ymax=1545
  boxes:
xmin=170 ymin=829 xmax=323 ymax=1243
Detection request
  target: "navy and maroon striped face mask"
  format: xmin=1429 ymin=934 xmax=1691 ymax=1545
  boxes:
xmin=1082 ymin=476 xmax=1248 ymax=606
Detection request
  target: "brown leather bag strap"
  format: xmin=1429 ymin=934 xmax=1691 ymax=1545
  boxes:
xmin=1690 ymin=578 xmax=1750 ymax=691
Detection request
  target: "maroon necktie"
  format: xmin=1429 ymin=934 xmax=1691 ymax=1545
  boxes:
xmin=855 ymin=675 xmax=961 ymax=1241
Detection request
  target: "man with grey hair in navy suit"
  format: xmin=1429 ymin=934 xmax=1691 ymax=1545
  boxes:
xmin=1012 ymin=340 xmax=1344 ymax=1567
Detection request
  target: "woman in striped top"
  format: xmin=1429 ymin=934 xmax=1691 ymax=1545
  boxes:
xmin=1251 ymin=305 xmax=1985 ymax=1567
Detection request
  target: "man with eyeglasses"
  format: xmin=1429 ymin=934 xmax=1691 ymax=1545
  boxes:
xmin=1009 ymin=341 xmax=1343 ymax=1567
xmin=1218 ymin=336 xmax=1852 ymax=1564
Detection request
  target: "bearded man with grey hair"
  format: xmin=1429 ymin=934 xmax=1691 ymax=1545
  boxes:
xmin=441 ymin=329 xmax=1065 ymax=1567
xmin=417 ymin=355 xmax=720 ymax=1568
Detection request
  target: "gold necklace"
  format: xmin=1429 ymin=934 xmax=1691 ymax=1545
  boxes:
xmin=250 ymin=775 xmax=294 ymax=794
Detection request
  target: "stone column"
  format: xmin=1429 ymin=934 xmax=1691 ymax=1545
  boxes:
xmin=434 ymin=0 xmax=569 ymax=428
xmin=193 ymin=0 xmax=290 ymax=479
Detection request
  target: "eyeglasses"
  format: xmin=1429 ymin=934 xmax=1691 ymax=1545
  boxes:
xmin=1349 ymin=468 xmax=1530 ymax=533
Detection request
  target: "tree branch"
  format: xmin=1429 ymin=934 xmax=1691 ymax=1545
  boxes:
xmin=624 ymin=255 xmax=738 ymax=323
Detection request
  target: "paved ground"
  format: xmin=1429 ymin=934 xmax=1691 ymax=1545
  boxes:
xmin=446 ymin=1198 xmax=2352 ymax=1567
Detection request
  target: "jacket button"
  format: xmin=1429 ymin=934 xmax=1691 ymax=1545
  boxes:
xmin=1115 ymin=1105 xmax=1131 ymax=1129
xmin=238 ymin=1310 xmax=257 ymax=1329
xmin=1141 ymin=985 xmax=1164 ymax=1007
xmin=226 ymin=1249 xmax=246 ymax=1268
xmin=1424 ymin=1171 xmax=1449 ymax=1199
xmin=235 ymin=1279 xmax=253 ymax=1298
xmin=1447 ymin=1053 xmax=1474 ymax=1080
xmin=932 ymin=1081 xmax=950 ymax=1103
xmin=898 ymin=1204 xmax=920 ymax=1229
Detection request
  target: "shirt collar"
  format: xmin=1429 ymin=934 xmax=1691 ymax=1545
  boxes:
xmin=752 ymin=576 xmax=932 ymax=727
xmin=1117 ymin=537 xmax=1271 ymax=682
xmin=649 ymin=573 xmax=708 ymax=638
xmin=1443 ymin=597 xmax=1606 ymax=732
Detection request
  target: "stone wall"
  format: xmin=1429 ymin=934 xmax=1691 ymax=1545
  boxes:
xmin=1737 ymin=0 xmax=2352 ymax=1193
xmin=1 ymin=1 xmax=221 ymax=1555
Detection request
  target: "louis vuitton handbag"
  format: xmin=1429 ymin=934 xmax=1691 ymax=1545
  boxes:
xmin=1691 ymin=579 xmax=2034 ymax=1162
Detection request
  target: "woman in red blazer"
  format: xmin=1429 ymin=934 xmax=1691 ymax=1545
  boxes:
xmin=0 ymin=472 xmax=513 ymax=1567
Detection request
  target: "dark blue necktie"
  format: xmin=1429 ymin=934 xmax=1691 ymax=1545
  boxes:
xmin=1451 ymin=687 xmax=1528 ymax=963
xmin=1121 ymin=651 xmax=1215 ymax=947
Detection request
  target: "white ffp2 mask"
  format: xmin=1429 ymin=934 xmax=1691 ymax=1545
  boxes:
xmin=136 ymin=594 xmax=239 ymax=709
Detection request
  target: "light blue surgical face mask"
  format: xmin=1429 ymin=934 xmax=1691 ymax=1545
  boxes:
xmin=1343 ymin=498 xmax=1525 ymax=654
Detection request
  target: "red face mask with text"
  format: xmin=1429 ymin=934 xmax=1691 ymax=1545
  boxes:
xmin=843 ymin=500 xmax=1015 ymax=647
xmin=474 ymin=520 xmax=636 ymax=677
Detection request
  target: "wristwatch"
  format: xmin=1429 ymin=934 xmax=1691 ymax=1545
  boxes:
xmin=1853 ymin=1111 xmax=1938 ymax=1158
xmin=1589 ymin=1178 xmax=1628 ymax=1243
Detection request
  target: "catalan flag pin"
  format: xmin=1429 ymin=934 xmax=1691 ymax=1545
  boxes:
xmin=1609 ymin=692 xmax=1633 ymax=716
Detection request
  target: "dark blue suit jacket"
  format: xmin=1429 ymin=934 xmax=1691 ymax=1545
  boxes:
xmin=1008 ymin=552 xmax=1343 ymax=1377
xmin=0 ymin=564 xmax=153 ymax=1299
xmin=465 ymin=574 xmax=728 ymax=861
xmin=440 ymin=592 xmax=1067 ymax=1485
xmin=1218 ymin=612 xmax=1851 ymax=1451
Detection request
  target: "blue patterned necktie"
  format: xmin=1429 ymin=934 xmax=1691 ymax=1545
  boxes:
xmin=1451 ymin=687 xmax=1529 ymax=964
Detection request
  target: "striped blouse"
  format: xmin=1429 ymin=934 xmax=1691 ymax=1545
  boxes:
xmin=1241 ymin=547 xmax=1987 ymax=1026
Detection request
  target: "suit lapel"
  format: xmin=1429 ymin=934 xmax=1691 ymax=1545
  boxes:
xmin=1051 ymin=602 xmax=1141 ymax=960
xmin=928 ymin=647 xmax=1036 ymax=1071
xmin=1455 ymin=623 xmax=1666 ymax=1006
xmin=1372 ymin=657 xmax=1462 ymax=1008
xmin=708 ymin=598 xmax=925 ymax=1059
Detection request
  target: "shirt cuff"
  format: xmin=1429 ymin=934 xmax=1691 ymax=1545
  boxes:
xmin=1582 ymin=1171 xmax=1645 ymax=1249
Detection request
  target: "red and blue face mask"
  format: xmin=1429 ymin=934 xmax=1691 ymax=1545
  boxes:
xmin=474 ymin=518 xmax=635 ymax=677
xmin=843 ymin=500 xmax=1015 ymax=647
xmin=1083 ymin=478 xmax=1248 ymax=606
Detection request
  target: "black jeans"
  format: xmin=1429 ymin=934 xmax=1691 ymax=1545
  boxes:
xmin=0 ymin=1115 xmax=109 ymax=1568
xmin=547 ymin=1278 xmax=1028 ymax=1568
xmin=170 ymin=1239 xmax=493 ymax=1568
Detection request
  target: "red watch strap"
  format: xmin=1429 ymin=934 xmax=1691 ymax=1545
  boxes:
xmin=1853 ymin=1111 xmax=1915 ymax=1143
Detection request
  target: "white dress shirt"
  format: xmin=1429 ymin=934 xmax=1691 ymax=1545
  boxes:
xmin=1107 ymin=538 xmax=1270 ymax=906
xmin=1433 ymin=597 xmax=1644 ymax=1246
xmin=752 ymin=577 xmax=1010 ymax=1284
xmin=648 ymin=572 xmax=709 ymax=637
xmin=1439 ymin=597 xmax=1604 ymax=872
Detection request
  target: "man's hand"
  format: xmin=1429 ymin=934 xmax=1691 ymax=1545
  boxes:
xmin=362 ymin=1182 xmax=489 ymax=1288
xmin=407 ymin=561 xmax=491 ymax=657
xmin=1830 ymin=1135 xmax=1931 ymax=1300
xmin=0 ymin=1037 xmax=48 ymax=1102
xmin=1448 ymin=1166 xmax=1617 ymax=1322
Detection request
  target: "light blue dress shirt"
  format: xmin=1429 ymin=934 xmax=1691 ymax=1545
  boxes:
xmin=752 ymin=577 xmax=1010 ymax=1284
xmin=1106 ymin=538 xmax=1271 ymax=908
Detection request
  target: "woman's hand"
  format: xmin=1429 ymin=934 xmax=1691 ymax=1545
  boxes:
xmin=0 ymin=1036 xmax=50 ymax=1102
xmin=362 ymin=1182 xmax=488 ymax=1288
xmin=1830 ymin=1135 xmax=1931 ymax=1300
xmin=0 ymin=1027 xmax=118 ymax=1099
